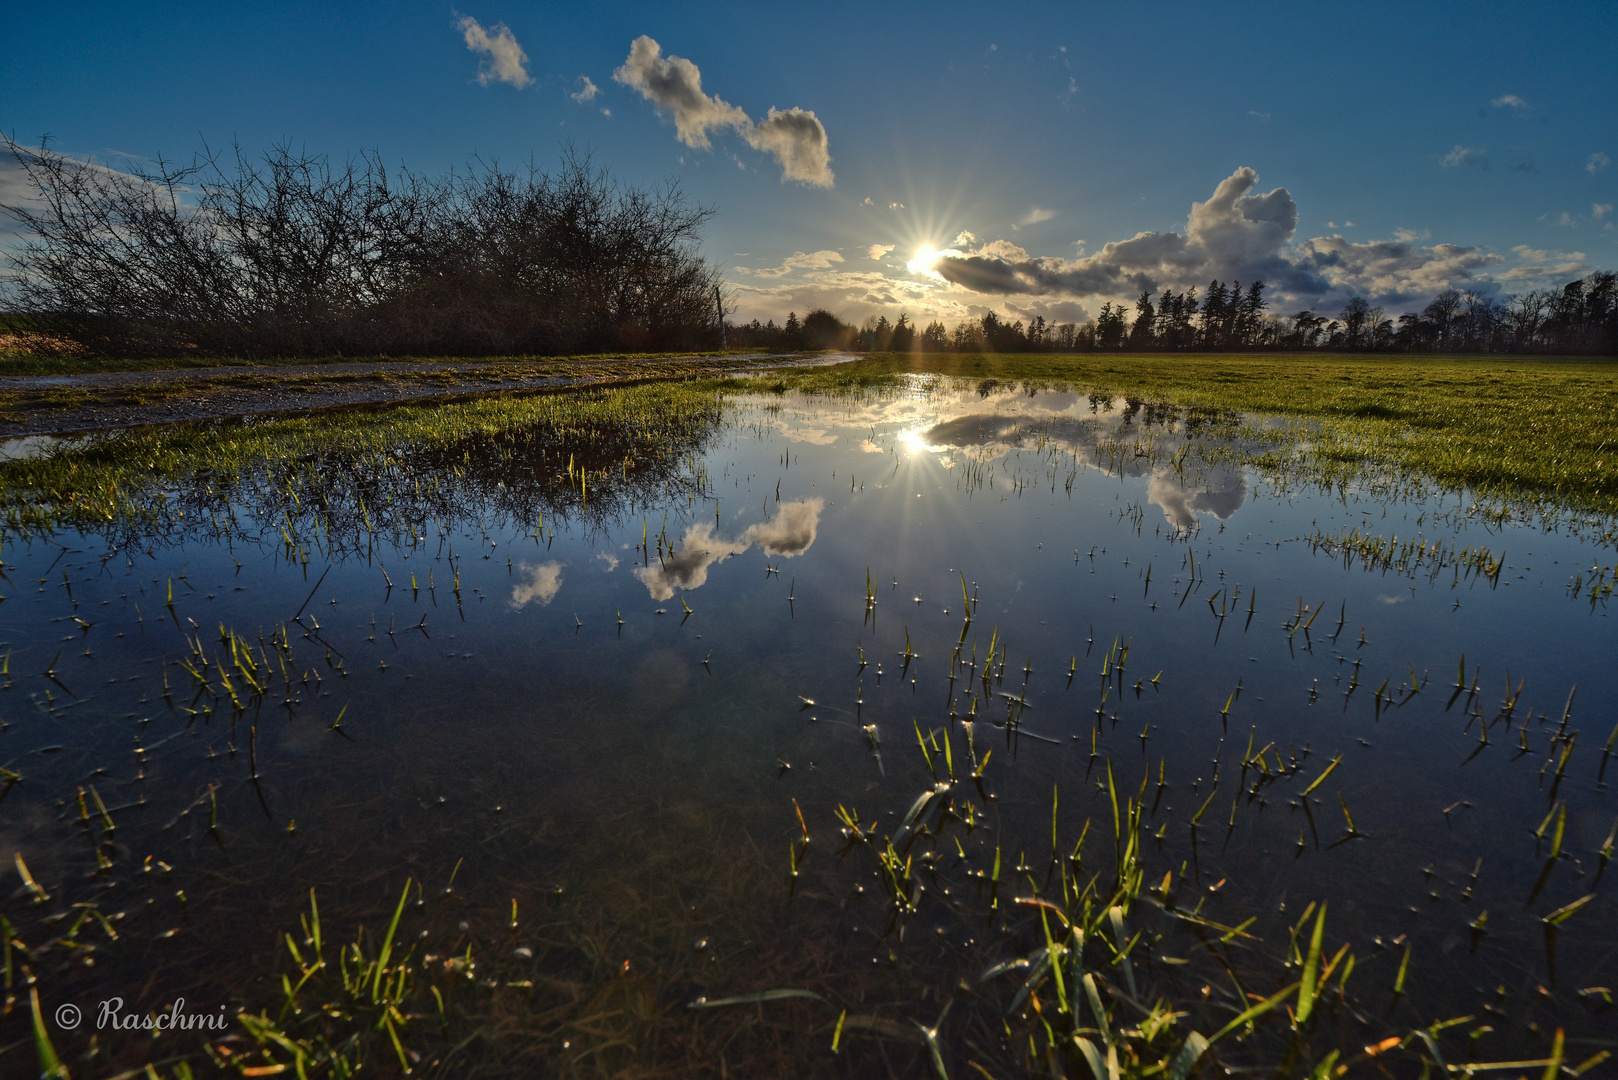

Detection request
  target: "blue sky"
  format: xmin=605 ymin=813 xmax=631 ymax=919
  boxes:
xmin=3 ymin=1 xmax=1614 ymax=326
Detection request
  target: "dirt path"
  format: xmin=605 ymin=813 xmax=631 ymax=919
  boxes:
xmin=0 ymin=353 xmax=846 ymax=438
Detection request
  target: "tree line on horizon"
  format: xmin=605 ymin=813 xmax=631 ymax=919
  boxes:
xmin=1 ymin=138 xmax=726 ymax=357
xmin=731 ymin=272 xmax=1618 ymax=355
xmin=5 ymin=134 xmax=1611 ymax=359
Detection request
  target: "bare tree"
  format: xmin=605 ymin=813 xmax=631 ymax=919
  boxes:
xmin=1 ymin=137 xmax=723 ymax=356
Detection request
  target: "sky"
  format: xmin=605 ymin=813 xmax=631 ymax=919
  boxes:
xmin=3 ymin=1 xmax=1615 ymax=328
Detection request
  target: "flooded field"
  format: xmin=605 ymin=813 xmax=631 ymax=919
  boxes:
xmin=1 ymin=375 xmax=1614 ymax=1078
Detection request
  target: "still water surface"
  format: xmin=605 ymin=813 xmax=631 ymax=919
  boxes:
xmin=2 ymin=378 xmax=1614 ymax=1074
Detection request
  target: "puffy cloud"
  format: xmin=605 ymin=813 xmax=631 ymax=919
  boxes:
xmin=1595 ymin=204 xmax=1613 ymax=221
xmin=1014 ymin=207 xmax=1055 ymax=229
xmin=1589 ymin=152 xmax=1611 ymax=175
xmin=458 ymin=16 xmax=531 ymax=88
xmin=510 ymin=561 xmax=562 ymax=607
xmin=613 ymin=35 xmax=749 ymax=149
xmin=934 ymin=167 xmax=1311 ymax=299
xmin=868 ymin=244 xmax=894 ymax=260
xmin=570 ymin=76 xmax=599 ymax=103
xmin=633 ymin=500 xmax=822 ymax=600
xmin=614 ymin=36 xmax=833 ymax=186
xmin=1491 ymin=94 xmax=1528 ymax=110
xmin=1498 ymin=245 xmax=1589 ymax=286
xmin=744 ymin=249 xmax=844 ymax=278
xmin=1440 ymin=145 xmax=1488 ymax=169
xmin=1292 ymin=235 xmax=1498 ymax=305
xmin=746 ymin=107 xmax=834 ymax=187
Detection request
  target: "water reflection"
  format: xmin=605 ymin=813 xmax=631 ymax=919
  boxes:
xmin=904 ymin=396 xmax=1250 ymax=530
xmin=634 ymin=497 xmax=823 ymax=600
xmin=510 ymin=560 xmax=565 ymax=607
xmin=1147 ymin=467 xmax=1246 ymax=529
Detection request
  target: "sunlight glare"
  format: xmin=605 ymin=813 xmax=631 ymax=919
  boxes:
xmin=906 ymin=245 xmax=940 ymax=276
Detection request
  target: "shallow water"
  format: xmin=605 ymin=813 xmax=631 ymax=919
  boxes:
xmin=2 ymin=378 xmax=1614 ymax=1075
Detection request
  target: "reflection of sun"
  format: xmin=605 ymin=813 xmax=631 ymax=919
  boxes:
xmin=906 ymin=245 xmax=941 ymax=276
xmin=898 ymin=427 xmax=930 ymax=455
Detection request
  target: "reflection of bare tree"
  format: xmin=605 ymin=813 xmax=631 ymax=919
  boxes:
xmin=10 ymin=394 xmax=727 ymax=555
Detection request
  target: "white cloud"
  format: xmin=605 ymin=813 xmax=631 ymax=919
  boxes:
xmin=1440 ymin=145 xmax=1487 ymax=169
xmin=915 ymin=167 xmax=1517 ymax=310
xmin=595 ymin=552 xmax=619 ymax=571
xmin=612 ymin=35 xmax=748 ymax=149
xmin=1014 ymin=207 xmax=1056 ymax=229
xmin=743 ymin=249 xmax=844 ymax=278
xmin=868 ymin=244 xmax=894 ymax=260
xmin=613 ymin=36 xmax=833 ymax=187
xmin=1589 ymin=152 xmax=1611 ymax=175
xmin=571 ymin=76 xmax=599 ymax=103
xmin=889 ymin=201 xmax=905 ymax=209
xmin=458 ymin=16 xmax=531 ymax=88
xmin=1595 ymin=204 xmax=1613 ymax=221
xmin=747 ymin=107 xmax=834 ymax=188
xmin=510 ymin=561 xmax=563 ymax=607
xmin=862 ymin=196 xmax=875 ymax=206
xmin=1247 ymin=110 xmax=1272 ymax=122
xmin=1490 ymin=94 xmax=1528 ymax=110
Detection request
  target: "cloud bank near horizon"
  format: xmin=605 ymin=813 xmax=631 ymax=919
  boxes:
xmin=727 ymin=166 xmax=1597 ymax=327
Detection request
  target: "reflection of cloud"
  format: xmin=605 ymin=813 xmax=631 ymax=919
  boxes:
xmin=1147 ymin=469 xmax=1247 ymax=530
xmin=595 ymin=552 xmax=619 ymax=571
xmin=511 ymin=561 xmax=563 ymax=607
xmin=746 ymin=497 xmax=822 ymax=555
xmin=634 ymin=523 xmax=751 ymax=601
xmin=905 ymin=397 xmax=1254 ymax=531
xmin=633 ymin=499 xmax=822 ymax=600
xmin=860 ymin=439 xmax=884 ymax=453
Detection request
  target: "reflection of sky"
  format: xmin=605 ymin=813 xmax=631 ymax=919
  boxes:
xmin=634 ymin=498 xmax=823 ymax=600
xmin=510 ymin=560 xmax=563 ymax=607
xmin=759 ymin=383 xmax=1250 ymax=531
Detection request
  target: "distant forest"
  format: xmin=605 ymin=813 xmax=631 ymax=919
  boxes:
xmin=733 ymin=273 xmax=1618 ymax=355
xmin=1 ymin=139 xmax=725 ymax=357
xmin=4 ymin=138 xmax=1613 ymax=358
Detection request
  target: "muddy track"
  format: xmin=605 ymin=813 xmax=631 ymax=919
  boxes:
xmin=0 ymin=353 xmax=846 ymax=438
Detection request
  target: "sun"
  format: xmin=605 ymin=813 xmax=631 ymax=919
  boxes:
xmin=906 ymin=244 xmax=941 ymax=276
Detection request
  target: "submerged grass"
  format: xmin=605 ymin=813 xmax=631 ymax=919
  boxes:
xmin=0 ymin=380 xmax=730 ymax=539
